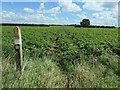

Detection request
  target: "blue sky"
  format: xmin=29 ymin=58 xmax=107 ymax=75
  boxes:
xmin=1 ymin=1 xmax=119 ymax=26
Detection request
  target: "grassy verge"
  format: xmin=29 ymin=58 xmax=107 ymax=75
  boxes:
xmin=2 ymin=54 xmax=119 ymax=88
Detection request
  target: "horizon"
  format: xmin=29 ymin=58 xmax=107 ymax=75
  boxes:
xmin=0 ymin=23 xmax=118 ymax=27
xmin=1 ymin=1 xmax=120 ymax=27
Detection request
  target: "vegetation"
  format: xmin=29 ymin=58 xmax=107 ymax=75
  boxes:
xmin=2 ymin=26 xmax=119 ymax=88
xmin=1 ymin=23 xmax=116 ymax=28
xmin=80 ymin=19 xmax=90 ymax=27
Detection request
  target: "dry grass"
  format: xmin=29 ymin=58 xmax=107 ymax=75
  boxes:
xmin=2 ymin=55 xmax=119 ymax=88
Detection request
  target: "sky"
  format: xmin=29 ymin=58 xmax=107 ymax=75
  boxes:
xmin=1 ymin=0 xmax=120 ymax=26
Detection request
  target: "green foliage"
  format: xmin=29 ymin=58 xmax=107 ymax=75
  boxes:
xmin=99 ymin=53 xmax=119 ymax=75
xmin=80 ymin=19 xmax=90 ymax=26
xmin=2 ymin=57 xmax=67 ymax=88
xmin=2 ymin=56 xmax=118 ymax=88
xmin=2 ymin=26 xmax=119 ymax=58
xmin=2 ymin=26 xmax=119 ymax=88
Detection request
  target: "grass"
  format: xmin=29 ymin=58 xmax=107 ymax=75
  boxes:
xmin=2 ymin=55 xmax=119 ymax=88
xmin=2 ymin=56 xmax=67 ymax=88
xmin=2 ymin=26 xmax=119 ymax=88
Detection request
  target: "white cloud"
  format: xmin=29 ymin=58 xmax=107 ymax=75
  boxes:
xmin=91 ymin=1 xmax=118 ymax=26
xmin=40 ymin=3 xmax=44 ymax=9
xmin=38 ymin=14 xmax=44 ymax=17
xmin=1 ymin=10 xmax=73 ymax=25
xmin=83 ymin=2 xmax=104 ymax=11
xmin=91 ymin=10 xmax=118 ymax=26
xmin=9 ymin=12 xmax=15 ymax=15
xmin=51 ymin=14 xmax=57 ymax=16
xmin=81 ymin=1 xmax=118 ymax=26
xmin=90 ymin=17 xmax=117 ymax=26
xmin=1 ymin=1 xmax=119 ymax=26
xmin=1 ymin=11 xmax=58 ymax=24
xmin=102 ymin=2 xmax=117 ymax=8
xmin=24 ymin=8 xmax=34 ymax=13
xmin=118 ymin=2 xmax=120 ymax=26
xmin=92 ymin=13 xmax=99 ymax=18
xmin=77 ymin=12 xmax=87 ymax=20
xmin=37 ymin=3 xmax=45 ymax=13
xmin=37 ymin=3 xmax=61 ymax=16
xmin=66 ymin=17 xmax=69 ymax=20
xmin=80 ymin=0 xmax=119 ymax=2
xmin=59 ymin=0 xmax=82 ymax=12
xmin=1 ymin=11 xmax=28 ymax=23
xmin=111 ymin=5 xmax=118 ymax=18
xmin=82 ymin=0 xmax=118 ymax=11
xmin=44 ymin=6 xmax=61 ymax=14
xmin=1 ymin=9 xmax=118 ymax=26
xmin=1 ymin=11 xmax=15 ymax=18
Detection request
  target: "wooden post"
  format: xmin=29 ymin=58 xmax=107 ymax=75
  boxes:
xmin=13 ymin=26 xmax=22 ymax=71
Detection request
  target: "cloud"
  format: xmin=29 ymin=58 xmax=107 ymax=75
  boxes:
xmin=80 ymin=0 xmax=119 ymax=2
xmin=77 ymin=12 xmax=87 ymax=20
xmin=92 ymin=13 xmax=99 ymax=18
xmin=111 ymin=5 xmax=118 ymax=18
xmin=1 ymin=10 xmax=74 ymax=25
xmin=82 ymin=0 xmax=118 ymax=11
xmin=83 ymin=2 xmax=104 ymax=11
xmin=51 ymin=14 xmax=57 ymax=16
xmin=66 ymin=17 xmax=69 ymax=20
xmin=59 ymin=0 xmax=82 ymax=12
xmin=1 ymin=11 xmax=58 ymax=24
xmin=26 ymin=14 xmax=55 ymax=23
xmin=118 ymin=2 xmax=120 ymax=26
xmin=24 ymin=8 xmax=34 ymax=13
xmin=1 ymin=11 xmax=28 ymax=23
xmin=1 ymin=9 xmax=118 ymax=26
xmin=91 ymin=2 xmax=118 ymax=21
xmin=90 ymin=17 xmax=117 ymax=26
xmin=1 ymin=1 xmax=119 ymax=26
xmin=91 ymin=10 xmax=118 ymax=26
xmin=40 ymin=3 xmax=44 ymax=9
xmin=44 ymin=6 xmax=61 ymax=14
xmin=102 ymin=2 xmax=117 ymax=8
xmin=37 ymin=2 xmax=61 ymax=16
xmin=1 ymin=11 xmax=15 ymax=18
xmin=81 ymin=0 xmax=118 ymax=26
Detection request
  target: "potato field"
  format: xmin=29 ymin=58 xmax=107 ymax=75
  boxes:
xmin=2 ymin=26 xmax=119 ymax=88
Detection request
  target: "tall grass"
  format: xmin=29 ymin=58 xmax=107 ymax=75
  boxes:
xmin=2 ymin=54 xmax=119 ymax=88
xmin=2 ymin=56 xmax=67 ymax=88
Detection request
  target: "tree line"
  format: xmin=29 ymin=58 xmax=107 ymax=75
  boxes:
xmin=0 ymin=19 xmax=119 ymax=28
xmin=78 ymin=19 xmax=116 ymax=28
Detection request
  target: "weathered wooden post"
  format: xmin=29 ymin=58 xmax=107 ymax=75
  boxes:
xmin=13 ymin=26 xmax=22 ymax=71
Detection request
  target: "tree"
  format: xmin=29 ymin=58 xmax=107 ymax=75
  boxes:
xmin=80 ymin=19 xmax=90 ymax=27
